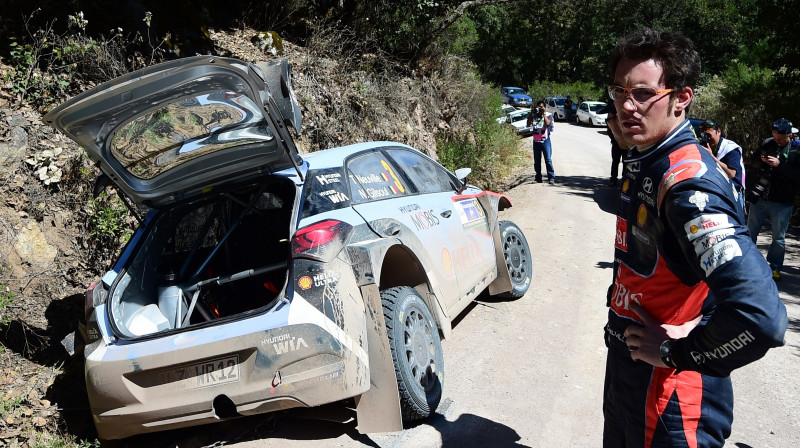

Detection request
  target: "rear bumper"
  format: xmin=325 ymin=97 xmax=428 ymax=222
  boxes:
xmin=87 ymin=296 xmax=369 ymax=440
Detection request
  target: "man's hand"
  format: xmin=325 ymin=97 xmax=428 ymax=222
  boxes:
xmin=761 ymin=154 xmax=781 ymax=167
xmin=623 ymin=303 xmax=702 ymax=367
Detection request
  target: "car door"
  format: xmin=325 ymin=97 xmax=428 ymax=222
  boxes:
xmin=347 ymin=149 xmax=463 ymax=308
xmin=383 ymin=148 xmax=496 ymax=308
xmin=578 ymin=102 xmax=589 ymax=123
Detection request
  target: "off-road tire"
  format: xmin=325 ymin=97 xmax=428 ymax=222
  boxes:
xmin=493 ymin=220 xmax=532 ymax=300
xmin=380 ymin=286 xmax=444 ymax=421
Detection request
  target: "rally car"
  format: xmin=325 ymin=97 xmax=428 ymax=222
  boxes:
xmin=43 ymin=55 xmax=532 ymax=440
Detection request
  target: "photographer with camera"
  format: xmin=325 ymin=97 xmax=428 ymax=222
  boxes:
xmin=746 ymin=118 xmax=800 ymax=281
xmin=526 ymin=100 xmax=556 ymax=183
xmin=698 ymin=120 xmax=746 ymax=211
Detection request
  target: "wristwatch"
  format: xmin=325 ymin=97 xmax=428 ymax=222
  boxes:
xmin=659 ymin=339 xmax=677 ymax=368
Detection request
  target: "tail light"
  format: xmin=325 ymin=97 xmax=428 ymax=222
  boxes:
xmin=291 ymin=219 xmax=352 ymax=262
xmin=83 ymin=281 xmax=107 ymax=344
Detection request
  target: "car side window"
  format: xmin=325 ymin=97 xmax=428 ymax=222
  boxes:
xmin=347 ymin=152 xmax=409 ymax=204
xmin=386 ymin=149 xmax=459 ymax=194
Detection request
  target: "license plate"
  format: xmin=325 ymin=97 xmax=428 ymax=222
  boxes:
xmin=163 ymin=355 xmax=240 ymax=390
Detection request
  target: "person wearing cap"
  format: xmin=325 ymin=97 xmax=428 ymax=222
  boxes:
xmin=698 ymin=119 xmax=746 ymax=211
xmin=603 ymin=28 xmax=787 ymax=448
xmin=746 ymin=118 xmax=800 ymax=281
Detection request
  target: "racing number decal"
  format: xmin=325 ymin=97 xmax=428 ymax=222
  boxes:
xmin=381 ymin=160 xmax=405 ymax=194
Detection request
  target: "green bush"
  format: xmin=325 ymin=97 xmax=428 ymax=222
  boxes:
xmin=0 ymin=284 xmax=15 ymax=325
xmin=437 ymin=92 xmax=523 ymax=191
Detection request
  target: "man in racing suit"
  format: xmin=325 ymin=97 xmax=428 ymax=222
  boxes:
xmin=603 ymin=28 xmax=788 ymax=448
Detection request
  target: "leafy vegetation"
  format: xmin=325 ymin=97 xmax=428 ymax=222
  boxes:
xmin=0 ymin=284 xmax=14 ymax=325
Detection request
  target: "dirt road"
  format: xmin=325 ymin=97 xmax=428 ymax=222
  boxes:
xmin=130 ymin=122 xmax=799 ymax=448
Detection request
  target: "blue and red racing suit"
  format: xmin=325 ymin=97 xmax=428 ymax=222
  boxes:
xmin=603 ymin=120 xmax=788 ymax=448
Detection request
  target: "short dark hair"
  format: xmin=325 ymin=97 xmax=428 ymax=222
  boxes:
xmin=609 ymin=28 xmax=701 ymax=92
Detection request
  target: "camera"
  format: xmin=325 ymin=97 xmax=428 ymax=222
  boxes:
xmin=747 ymin=173 xmax=771 ymax=203
xmin=697 ymin=132 xmax=711 ymax=147
xmin=761 ymin=146 xmax=779 ymax=157
xmin=534 ymin=106 xmax=543 ymax=115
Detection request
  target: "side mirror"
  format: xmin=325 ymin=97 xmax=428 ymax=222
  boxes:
xmin=454 ymin=168 xmax=471 ymax=193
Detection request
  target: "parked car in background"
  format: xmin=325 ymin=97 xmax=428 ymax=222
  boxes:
xmin=43 ymin=55 xmax=533 ymax=441
xmin=505 ymin=108 xmax=533 ymax=136
xmin=545 ymin=96 xmax=567 ymax=120
xmin=500 ymin=87 xmax=533 ymax=108
xmin=496 ymin=104 xmax=517 ymax=123
xmin=576 ymin=101 xmax=608 ymax=127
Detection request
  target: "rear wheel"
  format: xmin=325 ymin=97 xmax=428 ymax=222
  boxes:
xmin=380 ymin=286 xmax=444 ymax=421
xmin=494 ymin=220 xmax=532 ymax=300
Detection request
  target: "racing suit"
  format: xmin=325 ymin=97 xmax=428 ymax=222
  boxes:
xmin=603 ymin=120 xmax=788 ymax=448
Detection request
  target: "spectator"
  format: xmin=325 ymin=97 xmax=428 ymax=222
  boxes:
xmin=746 ymin=118 xmax=800 ymax=281
xmin=564 ymin=96 xmax=574 ymax=122
xmin=604 ymin=103 xmax=629 ymax=186
xmin=526 ymin=100 xmax=556 ymax=184
xmin=699 ymin=119 xmax=746 ymax=211
xmin=604 ymin=27 xmax=787 ymax=448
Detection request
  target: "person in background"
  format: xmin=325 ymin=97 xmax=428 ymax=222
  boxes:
xmin=604 ymin=102 xmax=629 ymax=186
xmin=604 ymin=27 xmax=787 ymax=448
xmin=745 ymin=118 xmax=800 ymax=282
xmin=698 ymin=119 xmax=746 ymax=211
xmin=564 ymin=95 xmax=574 ymax=122
xmin=526 ymin=100 xmax=556 ymax=184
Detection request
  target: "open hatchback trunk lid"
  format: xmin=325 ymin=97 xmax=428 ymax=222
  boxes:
xmin=44 ymin=56 xmax=303 ymax=207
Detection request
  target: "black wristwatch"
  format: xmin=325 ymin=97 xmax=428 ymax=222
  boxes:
xmin=659 ymin=339 xmax=677 ymax=368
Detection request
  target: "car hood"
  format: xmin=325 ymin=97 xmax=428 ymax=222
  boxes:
xmin=508 ymin=93 xmax=531 ymax=99
xmin=44 ymin=56 xmax=303 ymax=207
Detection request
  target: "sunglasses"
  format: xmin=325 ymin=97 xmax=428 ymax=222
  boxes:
xmin=608 ymin=85 xmax=674 ymax=103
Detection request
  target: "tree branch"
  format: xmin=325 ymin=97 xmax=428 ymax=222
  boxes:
xmin=414 ymin=0 xmax=521 ymax=64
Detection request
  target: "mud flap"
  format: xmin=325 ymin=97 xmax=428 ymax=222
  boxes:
xmin=477 ymin=193 xmax=513 ymax=295
xmin=355 ymin=283 xmax=402 ymax=433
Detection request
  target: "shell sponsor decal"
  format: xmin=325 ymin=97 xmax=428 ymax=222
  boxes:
xmin=637 ymin=204 xmax=648 ymax=227
xmin=622 ymin=179 xmax=631 ymax=193
xmin=298 ymin=276 xmax=313 ymax=290
xmin=441 ymin=246 xmax=454 ymax=277
xmin=683 ymin=214 xmax=732 ymax=241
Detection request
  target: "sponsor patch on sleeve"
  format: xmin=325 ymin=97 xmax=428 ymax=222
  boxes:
xmin=691 ymin=228 xmax=735 ymax=256
xmin=699 ymin=240 xmax=741 ymax=276
xmin=683 ymin=214 xmax=733 ymax=241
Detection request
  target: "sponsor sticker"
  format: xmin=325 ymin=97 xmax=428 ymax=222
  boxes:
xmin=684 ymin=214 xmax=732 ymax=241
xmin=692 ymin=228 xmax=735 ymax=256
xmin=316 ymin=172 xmax=342 ymax=185
xmin=298 ymin=276 xmax=313 ymax=290
xmin=456 ymin=198 xmax=485 ymax=226
xmin=689 ymin=191 xmax=709 ymax=212
xmin=615 ymin=217 xmax=628 ymax=252
xmin=631 ymin=226 xmax=650 ymax=245
xmin=699 ymin=240 xmax=741 ymax=276
xmin=642 ymin=177 xmax=653 ymax=193
xmin=319 ymin=189 xmax=349 ymax=203
xmin=636 ymin=204 xmax=648 ymax=227
xmin=622 ymin=179 xmax=631 ymax=194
